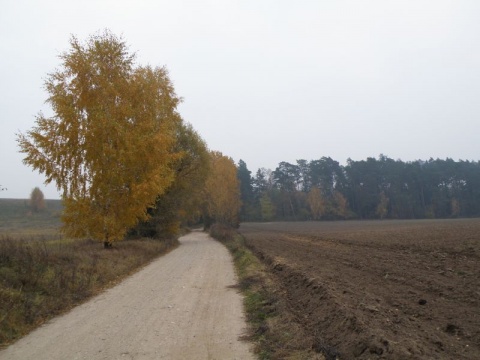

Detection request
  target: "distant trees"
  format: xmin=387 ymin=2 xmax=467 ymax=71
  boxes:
xmin=307 ymin=187 xmax=325 ymax=220
xmin=17 ymin=31 xmax=182 ymax=247
xmin=376 ymin=191 xmax=389 ymax=219
xmin=29 ymin=187 xmax=46 ymax=212
xmin=259 ymin=193 xmax=275 ymax=221
xmin=237 ymin=160 xmax=255 ymax=220
xmin=332 ymin=191 xmax=349 ymax=219
xmin=235 ymin=155 xmax=480 ymax=222
xmin=271 ymin=161 xmax=303 ymax=220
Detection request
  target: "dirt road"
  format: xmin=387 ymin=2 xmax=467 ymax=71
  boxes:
xmin=0 ymin=231 xmax=253 ymax=360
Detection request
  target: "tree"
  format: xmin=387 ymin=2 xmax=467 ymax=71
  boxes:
xmin=273 ymin=162 xmax=301 ymax=192
xmin=203 ymin=151 xmax=241 ymax=227
xmin=260 ymin=193 xmax=275 ymax=221
xmin=30 ymin=187 xmax=46 ymax=212
xmin=273 ymin=162 xmax=301 ymax=219
xmin=344 ymin=157 xmax=383 ymax=218
xmin=308 ymin=157 xmax=344 ymax=197
xmin=376 ymin=191 xmax=389 ymax=219
xmin=253 ymin=168 xmax=274 ymax=195
xmin=333 ymin=191 xmax=349 ymax=219
xmin=296 ymin=159 xmax=310 ymax=192
xmin=237 ymin=160 xmax=254 ymax=221
xmin=307 ymin=187 xmax=325 ymax=220
xmin=132 ymin=122 xmax=210 ymax=238
xmin=17 ymin=31 xmax=181 ymax=247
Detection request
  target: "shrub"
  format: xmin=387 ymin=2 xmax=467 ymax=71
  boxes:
xmin=209 ymin=223 xmax=236 ymax=242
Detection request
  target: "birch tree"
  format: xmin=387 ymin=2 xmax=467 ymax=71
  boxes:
xmin=307 ymin=186 xmax=325 ymax=220
xmin=17 ymin=31 xmax=181 ymax=247
xmin=203 ymin=151 xmax=241 ymax=227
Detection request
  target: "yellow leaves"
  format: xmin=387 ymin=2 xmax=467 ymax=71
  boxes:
xmin=17 ymin=31 xmax=182 ymax=244
xmin=132 ymin=122 xmax=210 ymax=238
xmin=333 ymin=191 xmax=348 ymax=219
xmin=203 ymin=151 xmax=241 ymax=227
xmin=307 ymin=187 xmax=325 ymax=220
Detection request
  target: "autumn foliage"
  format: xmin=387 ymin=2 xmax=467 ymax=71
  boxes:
xmin=203 ymin=151 xmax=241 ymax=227
xmin=307 ymin=187 xmax=324 ymax=220
xmin=17 ymin=31 xmax=181 ymax=246
xmin=132 ymin=122 xmax=210 ymax=238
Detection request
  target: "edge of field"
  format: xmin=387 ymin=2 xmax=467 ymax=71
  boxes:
xmin=0 ymin=235 xmax=179 ymax=348
xmin=0 ymin=198 xmax=186 ymax=347
xmin=210 ymin=224 xmax=328 ymax=360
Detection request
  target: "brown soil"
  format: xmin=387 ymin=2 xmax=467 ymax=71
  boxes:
xmin=239 ymin=219 xmax=480 ymax=359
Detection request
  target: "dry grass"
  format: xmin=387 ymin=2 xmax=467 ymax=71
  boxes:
xmin=210 ymin=224 xmax=325 ymax=360
xmin=0 ymin=199 xmax=63 ymax=240
xmin=0 ymin=235 xmax=178 ymax=347
xmin=0 ymin=199 xmax=179 ymax=347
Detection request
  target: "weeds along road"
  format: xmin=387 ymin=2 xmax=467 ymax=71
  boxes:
xmin=0 ymin=231 xmax=254 ymax=360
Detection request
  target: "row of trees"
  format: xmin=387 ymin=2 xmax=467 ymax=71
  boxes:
xmin=18 ymin=31 xmax=241 ymax=247
xmin=21 ymin=31 xmax=476 ymax=243
xmin=237 ymin=156 xmax=480 ymax=221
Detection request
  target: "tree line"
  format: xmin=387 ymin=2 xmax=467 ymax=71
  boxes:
xmin=19 ymin=31 xmax=476 ymax=247
xmin=18 ymin=31 xmax=241 ymax=247
xmin=237 ymin=155 xmax=480 ymax=221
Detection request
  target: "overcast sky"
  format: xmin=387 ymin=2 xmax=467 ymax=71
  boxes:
xmin=1 ymin=0 xmax=479 ymax=199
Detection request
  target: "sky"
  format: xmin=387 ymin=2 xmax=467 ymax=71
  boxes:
xmin=1 ymin=0 xmax=479 ymax=199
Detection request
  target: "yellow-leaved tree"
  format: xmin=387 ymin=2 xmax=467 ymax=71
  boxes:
xmin=203 ymin=151 xmax=241 ymax=228
xmin=132 ymin=122 xmax=210 ymax=238
xmin=17 ymin=31 xmax=181 ymax=247
xmin=307 ymin=186 xmax=325 ymax=220
xmin=333 ymin=191 xmax=349 ymax=219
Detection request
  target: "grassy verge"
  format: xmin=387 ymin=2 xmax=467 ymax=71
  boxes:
xmin=209 ymin=224 xmax=325 ymax=360
xmin=0 ymin=235 xmax=178 ymax=347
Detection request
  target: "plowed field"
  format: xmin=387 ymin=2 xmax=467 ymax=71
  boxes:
xmin=239 ymin=219 xmax=480 ymax=359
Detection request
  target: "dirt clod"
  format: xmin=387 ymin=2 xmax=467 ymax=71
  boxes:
xmin=445 ymin=323 xmax=461 ymax=335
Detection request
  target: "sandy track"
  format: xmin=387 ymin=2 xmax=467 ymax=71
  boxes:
xmin=0 ymin=231 xmax=253 ymax=360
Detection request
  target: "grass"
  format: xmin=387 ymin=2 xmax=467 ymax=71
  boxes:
xmin=209 ymin=224 xmax=325 ymax=360
xmin=0 ymin=199 xmax=179 ymax=347
xmin=0 ymin=198 xmax=63 ymax=239
xmin=0 ymin=235 xmax=178 ymax=347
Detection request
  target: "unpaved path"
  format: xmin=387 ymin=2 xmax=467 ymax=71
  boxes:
xmin=0 ymin=231 xmax=254 ymax=360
